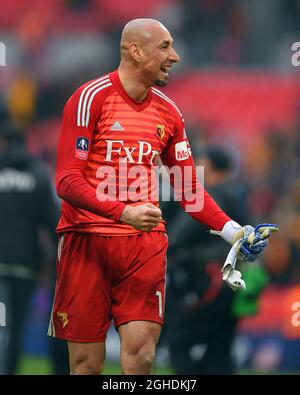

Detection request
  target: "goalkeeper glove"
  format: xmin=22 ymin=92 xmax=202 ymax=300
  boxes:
xmin=221 ymin=242 xmax=246 ymax=291
xmin=211 ymin=221 xmax=279 ymax=291
xmin=211 ymin=221 xmax=279 ymax=263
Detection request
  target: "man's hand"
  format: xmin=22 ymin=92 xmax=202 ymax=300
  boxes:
xmin=120 ymin=203 xmax=162 ymax=232
xmin=211 ymin=221 xmax=279 ymax=263
xmin=212 ymin=221 xmax=279 ymax=291
xmin=233 ymin=223 xmax=279 ymax=262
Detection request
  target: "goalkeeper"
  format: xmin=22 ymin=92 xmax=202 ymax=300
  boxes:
xmin=49 ymin=18 xmax=278 ymax=375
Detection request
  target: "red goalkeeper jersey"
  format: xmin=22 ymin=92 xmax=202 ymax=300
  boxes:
xmin=56 ymin=70 xmax=230 ymax=235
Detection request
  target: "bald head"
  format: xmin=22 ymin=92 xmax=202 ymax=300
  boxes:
xmin=120 ymin=19 xmax=169 ymax=60
xmin=118 ymin=18 xmax=179 ymax=92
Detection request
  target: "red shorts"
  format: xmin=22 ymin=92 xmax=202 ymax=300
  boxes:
xmin=48 ymin=231 xmax=168 ymax=342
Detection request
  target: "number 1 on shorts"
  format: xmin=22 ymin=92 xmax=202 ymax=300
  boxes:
xmin=155 ymin=290 xmax=162 ymax=317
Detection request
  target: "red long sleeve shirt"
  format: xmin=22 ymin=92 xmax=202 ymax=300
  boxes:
xmin=56 ymin=70 xmax=230 ymax=235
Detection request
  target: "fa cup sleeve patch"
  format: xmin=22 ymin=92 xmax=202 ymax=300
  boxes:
xmin=75 ymin=137 xmax=90 ymax=160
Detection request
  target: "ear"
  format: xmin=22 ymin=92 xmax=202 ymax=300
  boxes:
xmin=128 ymin=43 xmax=143 ymax=63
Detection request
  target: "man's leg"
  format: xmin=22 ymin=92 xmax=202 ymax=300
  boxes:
xmin=119 ymin=321 xmax=162 ymax=375
xmin=49 ymin=234 xmax=112 ymax=375
xmin=110 ymin=232 xmax=167 ymax=375
xmin=68 ymin=341 xmax=106 ymax=375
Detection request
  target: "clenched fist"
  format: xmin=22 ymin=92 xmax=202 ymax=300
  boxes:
xmin=120 ymin=203 xmax=162 ymax=232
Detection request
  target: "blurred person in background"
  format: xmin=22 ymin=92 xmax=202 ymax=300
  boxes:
xmin=0 ymin=120 xmax=68 ymax=374
xmin=163 ymin=145 xmax=268 ymax=374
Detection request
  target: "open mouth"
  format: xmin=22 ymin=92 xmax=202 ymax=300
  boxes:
xmin=160 ymin=66 xmax=170 ymax=77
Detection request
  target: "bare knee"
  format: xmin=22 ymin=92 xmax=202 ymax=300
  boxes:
xmin=121 ymin=342 xmax=156 ymax=374
xmin=119 ymin=321 xmax=161 ymax=375
xmin=136 ymin=348 xmax=156 ymax=372
xmin=68 ymin=341 xmax=105 ymax=375
xmin=71 ymin=357 xmax=104 ymax=375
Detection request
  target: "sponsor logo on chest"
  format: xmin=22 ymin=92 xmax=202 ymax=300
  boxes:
xmin=104 ymin=140 xmax=160 ymax=165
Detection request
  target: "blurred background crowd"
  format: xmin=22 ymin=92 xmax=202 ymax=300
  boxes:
xmin=0 ymin=0 xmax=300 ymax=374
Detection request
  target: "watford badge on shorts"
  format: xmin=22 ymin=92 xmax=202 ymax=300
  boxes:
xmin=57 ymin=312 xmax=69 ymax=328
xmin=156 ymin=124 xmax=166 ymax=140
xmin=75 ymin=137 xmax=89 ymax=160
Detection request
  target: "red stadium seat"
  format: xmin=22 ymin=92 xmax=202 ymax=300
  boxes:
xmin=91 ymin=0 xmax=174 ymax=26
xmin=165 ymin=71 xmax=300 ymax=146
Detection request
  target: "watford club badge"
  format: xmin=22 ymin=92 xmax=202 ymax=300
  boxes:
xmin=57 ymin=312 xmax=69 ymax=328
xmin=156 ymin=124 xmax=165 ymax=140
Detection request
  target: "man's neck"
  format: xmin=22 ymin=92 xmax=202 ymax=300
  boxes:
xmin=118 ymin=65 xmax=149 ymax=102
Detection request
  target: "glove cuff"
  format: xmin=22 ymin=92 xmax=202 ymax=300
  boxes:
xmin=220 ymin=220 xmax=243 ymax=244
